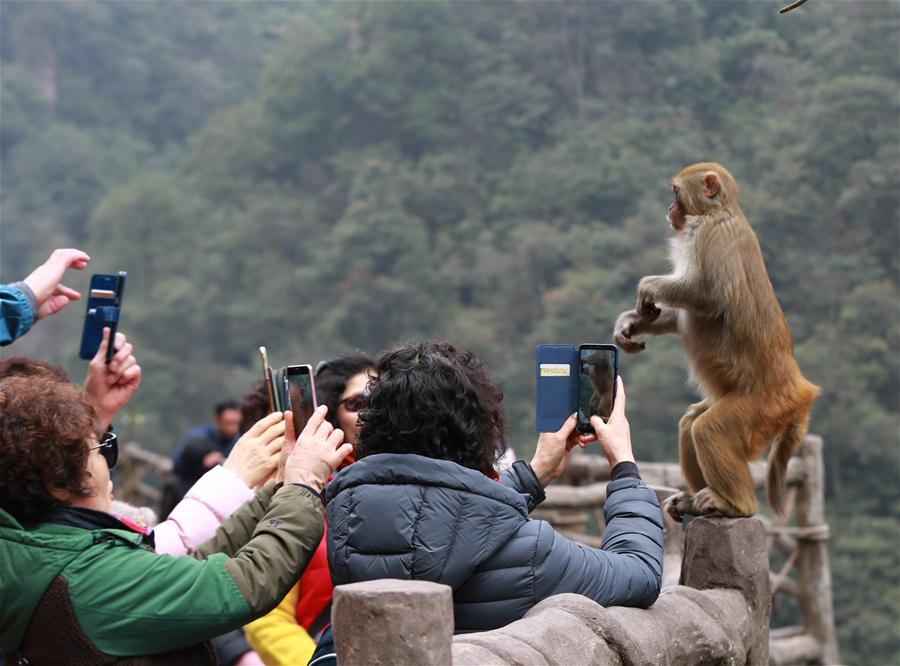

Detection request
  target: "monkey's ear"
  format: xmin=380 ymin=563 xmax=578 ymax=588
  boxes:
xmin=702 ymin=173 xmax=720 ymax=198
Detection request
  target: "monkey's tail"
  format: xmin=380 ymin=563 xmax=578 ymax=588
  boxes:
xmin=766 ymin=419 xmax=804 ymax=517
xmin=766 ymin=384 xmax=818 ymax=517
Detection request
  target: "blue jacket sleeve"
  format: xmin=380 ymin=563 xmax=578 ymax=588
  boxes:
xmin=0 ymin=283 xmax=37 ymax=346
xmin=531 ymin=476 xmax=664 ymax=609
xmin=499 ymin=460 xmax=545 ymax=512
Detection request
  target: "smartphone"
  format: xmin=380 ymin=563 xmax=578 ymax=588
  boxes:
xmin=259 ymin=346 xmax=277 ymax=414
xmin=283 ymin=365 xmax=317 ymax=433
xmin=577 ymin=344 xmax=618 ymax=433
xmin=79 ymin=272 xmax=126 ymax=362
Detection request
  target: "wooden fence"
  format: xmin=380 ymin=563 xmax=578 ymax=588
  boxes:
xmin=539 ymin=434 xmax=839 ymax=665
xmin=115 ymin=435 xmax=839 ymax=664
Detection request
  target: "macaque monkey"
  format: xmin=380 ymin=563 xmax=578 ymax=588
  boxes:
xmin=614 ymin=162 xmax=819 ymax=519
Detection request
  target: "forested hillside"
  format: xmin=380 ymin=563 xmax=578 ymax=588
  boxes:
xmin=1 ymin=2 xmax=897 ymax=662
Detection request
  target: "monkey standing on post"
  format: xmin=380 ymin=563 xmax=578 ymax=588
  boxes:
xmin=614 ymin=162 xmax=819 ymax=520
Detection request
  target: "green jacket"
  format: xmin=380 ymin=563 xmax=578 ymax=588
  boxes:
xmin=0 ymin=483 xmax=323 ymax=658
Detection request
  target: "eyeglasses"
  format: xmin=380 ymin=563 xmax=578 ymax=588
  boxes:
xmin=89 ymin=430 xmax=118 ymax=469
xmin=338 ymin=393 xmax=369 ymax=413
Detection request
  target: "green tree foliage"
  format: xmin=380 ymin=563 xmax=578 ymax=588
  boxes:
xmin=1 ymin=2 xmax=897 ymax=663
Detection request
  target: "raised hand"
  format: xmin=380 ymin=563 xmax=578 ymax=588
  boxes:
xmin=589 ymin=377 xmax=635 ymax=469
xmin=283 ymin=405 xmax=353 ymax=493
xmin=531 ymin=413 xmax=586 ymax=488
xmin=274 ymin=410 xmax=298 ymax=485
xmin=23 ymin=249 xmax=90 ymax=319
xmin=223 ymin=411 xmax=285 ymax=489
xmin=83 ymin=327 xmax=141 ymax=431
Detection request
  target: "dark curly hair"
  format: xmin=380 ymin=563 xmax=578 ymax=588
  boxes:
xmin=316 ymin=352 xmax=375 ymax=430
xmin=0 ymin=356 xmax=69 ymax=382
xmin=357 ymin=340 xmax=505 ymax=477
xmin=0 ymin=376 xmax=98 ymax=523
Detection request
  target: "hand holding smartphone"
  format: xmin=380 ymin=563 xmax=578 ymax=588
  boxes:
xmin=283 ymin=365 xmax=317 ymax=433
xmin=79 ymin=272 xmax=126 ymax=362
xmin=257 ymin=347 xmax=318 ymax=433
xmin=536 ymin=343 xmax=618 ymax=433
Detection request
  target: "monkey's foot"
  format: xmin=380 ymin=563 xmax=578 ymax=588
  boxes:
xmin=691 ymin=488 xmax=732 ymax=516
xmin=665 ymin=489 xmax=750 ymax=522
xmin=664 ymin=491 xmax=698 ymax=523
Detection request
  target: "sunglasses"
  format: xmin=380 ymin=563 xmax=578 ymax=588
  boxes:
xmin=89 ymin=430 xmax=118 ymax=469
xmin=338 ymin=393 xmax=369 ymax=413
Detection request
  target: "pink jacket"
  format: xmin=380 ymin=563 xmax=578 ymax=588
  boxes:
xmin=153 ymin=465 xmax=254 ymax=556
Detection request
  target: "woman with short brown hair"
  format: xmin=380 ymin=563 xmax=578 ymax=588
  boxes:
xmin=0 ymin=374 xmax=350 ymax=665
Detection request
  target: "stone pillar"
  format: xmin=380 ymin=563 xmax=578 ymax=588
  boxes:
xmin=680 ymin=516 xmax=771 ymax=666
xmin=332 ymin=579 xmax=453 ymax=666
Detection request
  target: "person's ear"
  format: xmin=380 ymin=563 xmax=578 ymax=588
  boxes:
xmin=48 ymin=483 xmax=74 ymax=503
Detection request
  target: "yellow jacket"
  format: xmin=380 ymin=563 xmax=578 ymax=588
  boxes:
xmin=244 ymin=583 xmax=316 ymax=666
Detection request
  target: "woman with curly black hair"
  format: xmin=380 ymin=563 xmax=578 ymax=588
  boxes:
xmin=322 ymin=339 xmax=664 ymax=638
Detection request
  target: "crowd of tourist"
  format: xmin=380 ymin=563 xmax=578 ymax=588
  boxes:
xmin=0 ymin=249 xmax=663 ymax=666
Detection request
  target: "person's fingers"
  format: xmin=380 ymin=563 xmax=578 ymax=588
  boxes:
xmin=249 ymin=411 xmax=284 ymax=436
xmin=50 ymin=249 xmax=91 ymax=271
xmin=612 ymin=377 xmax=626 ymax=417
xmin=109 ymin=341 xmax=133 ymax=373
xmin=265 ymin=435 xmax=285 ymax=454
xmin=325 ymin=428 xmax=345 ymax=451
xmin=55 ymin=284 xmax=81 ymax=301
xmin=41 ymin=294 xmax=74 ymax=316
xmin=261 ymin=419 xmax=286 ymax=443
xmin=110 ymin=355 xmax=137 ymax=382
xmin=314 ymin=416 xmax=334 ymax=441
xmin=284 ymin=410 xmax=297 ymax=445
xmin=556 ymin=413 xmax=578 ymax=439
xmin=300 ymin=405 xmax=327 ymax=437
xmin=94 ymin=327 xmax=111 ymax=365
xmin=590 ymin=415 xmax=608 ymax=436
xmin=119 ymin=364 xmax=141 ymax=384
xmin=329 ymin=442 xmax=355 ymax=468
xmin=576 ymin=432 xmax=595 ymax=448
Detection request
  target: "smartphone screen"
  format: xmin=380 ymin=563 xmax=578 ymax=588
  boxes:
xmin=284 ymin=365 xmax=317 ymax=432
xmin=577 ymin=345 xmax=617 ymax=433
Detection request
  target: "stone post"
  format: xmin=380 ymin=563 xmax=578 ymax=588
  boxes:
xmin=332 ymin=579 xmax=453 ymax=666
xmin=680 ymin=516 xmax=771 ymax=666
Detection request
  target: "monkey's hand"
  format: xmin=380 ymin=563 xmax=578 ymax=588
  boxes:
xmin=614 ymin=309 xmax=647 ymax=353
xmin=636 ymin=276 xmax=664 ymax=321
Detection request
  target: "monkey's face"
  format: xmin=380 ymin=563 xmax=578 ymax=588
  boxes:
xmin=668 ymin=184 xmax=687 ymax=230
xmin=668 ymin=163 xmax=739 ymax=227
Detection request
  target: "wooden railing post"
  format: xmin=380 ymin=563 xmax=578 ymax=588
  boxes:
xmin=795 ymin=436 xmax=840 ymax=665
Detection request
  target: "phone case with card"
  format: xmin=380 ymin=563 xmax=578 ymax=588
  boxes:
xmin=79 ymin=273 xmax=126 ymax=361
xmin=535 ymin=344 xmax=579 ymax=432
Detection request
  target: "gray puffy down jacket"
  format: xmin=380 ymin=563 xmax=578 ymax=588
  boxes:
xmin=326 ymin=453 xmax=664 ymax=631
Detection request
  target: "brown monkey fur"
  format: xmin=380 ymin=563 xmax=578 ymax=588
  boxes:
xmin=614 ymin=162 xmax=819 ymax=520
